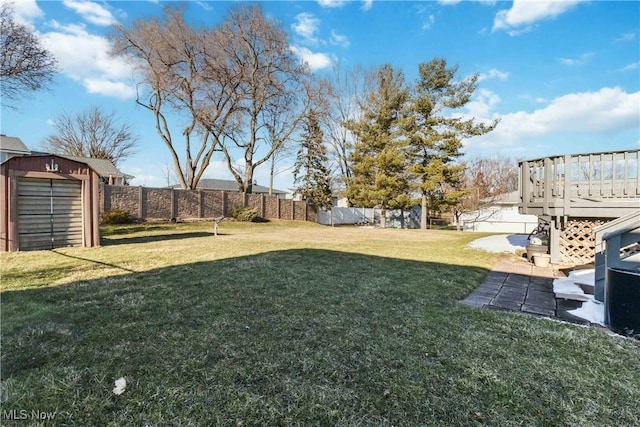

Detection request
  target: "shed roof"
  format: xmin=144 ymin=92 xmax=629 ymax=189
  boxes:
xmin=0 ymin=135 xmax=30 ymax=154
xmin=61 ymin=155 xmax=135 ymax=179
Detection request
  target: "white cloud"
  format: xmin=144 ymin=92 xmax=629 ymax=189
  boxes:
xmin=558 ymin=52 xmax=594 ymax=66
xmin=195 ymin=1 xmax=213 ymax=11
xmin=615 ymin=32 xmax=636 ymax=42
xmin=464 ymin=89 xmax=502 ymax=119
xmin=40 ymin=21 xmax=135 ymax=99
xmin=466 ymin=87 xmax=640 ymax=149
xmin=290 ymin=46 xmax=332 ymax=71
xmin=422 ymin=14 xmax=435 ymax=30
xmin=440 ymin=0 xmax=497 ymax=6
xmin=493 ymin=0 xmax=585 ymax=34
xmin=477 ymin=68 xmax=509 ymax=82
xmin=317 ymin=0 xmax=347 ymax=8
xmin=415 ymin=5 xmax=435 ymax=31
xmin=62 ymin=0 xmax=117 ymax=26
xmin=2 ymin=0 xmax=43 ymax=25
xmin=330 ymin=30 xmax=350 ymax=48
xmin=621 ymin=62 xmax=640 ymax=72
xmin=292 ymin=12 xmax=320 ymax=44
xmin=361 ymin=0 xmax=373 ymax=11
xmin=84 ymin=78 xmax=135 ymax=99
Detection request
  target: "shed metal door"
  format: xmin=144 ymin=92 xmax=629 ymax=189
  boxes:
xmin=17 ymin=178 xmax=83 ymax=250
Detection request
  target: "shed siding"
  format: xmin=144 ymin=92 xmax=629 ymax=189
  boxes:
xmin=17 ymin=178 xmax=83 ymax=250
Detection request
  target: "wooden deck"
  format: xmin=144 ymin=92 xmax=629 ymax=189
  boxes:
xmin=519 ymin=150 xmax=640 ymax=218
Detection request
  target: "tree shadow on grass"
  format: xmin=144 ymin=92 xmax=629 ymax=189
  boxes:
xmin=1 ymin=249 xmax=490 ymax=423
xmin=100 ymin=231 xmax=221 ymax=246
xmin=4 ymin=249 xmax=631 ymax=427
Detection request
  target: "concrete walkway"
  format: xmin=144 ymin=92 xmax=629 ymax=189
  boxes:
xmin=461 ymin=256 xmax=559 ymax=318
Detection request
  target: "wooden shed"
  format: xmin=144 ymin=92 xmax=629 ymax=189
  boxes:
xmin=1 ymin=155 xmax=100 ymax=251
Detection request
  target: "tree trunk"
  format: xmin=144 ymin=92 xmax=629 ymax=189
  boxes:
xmin=244 ymin=163 xmax=254 ymax=194
xmin=421 ymin=193 xmax=428 ymax=230
xmin=269 ymin=155 xmax=274 ymax=196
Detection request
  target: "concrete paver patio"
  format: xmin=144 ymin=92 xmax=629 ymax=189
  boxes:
xmin=461 ymin=255 xmax=594 ymax=325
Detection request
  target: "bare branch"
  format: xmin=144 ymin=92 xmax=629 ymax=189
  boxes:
xmin=43 ymin=107 xmax=138 ymax=166
xmin=0 ymin=2 xmax=57 ymax=107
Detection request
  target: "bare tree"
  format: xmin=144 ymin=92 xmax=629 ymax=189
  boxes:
xmin=465 ymin=156 xmax=518 ymax=199
xmin=113 ymin=5 xmax=311 ymax=193
xmin=43 ymin=107 xmax=138 ymax=166
xmin=112 ymin=6 xmax=227 ymax=189
xmin=450 ymin=156 xmax=519 ymax=229
xmin=0 ymin=2 xmax=57 ymax=106
xmin=159 ymin=160 xmax=179 ymax=188
xmin=212 ymin=5 xmax=311 ymax=194
xmin=324 ymin=63 xmax=375 ymax=191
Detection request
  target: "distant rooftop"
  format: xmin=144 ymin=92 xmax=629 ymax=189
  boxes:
xmin=481 ymin=190 xmax=520 ymax=205
xmin=0 ymin=135 xmax=30 ymax=154
xmin=182 ymin=178 xmax=287 ymax=194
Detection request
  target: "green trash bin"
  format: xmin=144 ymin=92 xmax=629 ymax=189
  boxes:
xmin=605 ymin=267 xmax=640 ymax=337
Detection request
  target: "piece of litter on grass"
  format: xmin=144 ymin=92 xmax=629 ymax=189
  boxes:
xmin=113 ymin=377 xmax=127 ymax=395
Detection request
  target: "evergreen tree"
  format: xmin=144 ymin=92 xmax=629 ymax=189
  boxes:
xmin=406 ymin=58 xmax=498 ymax=229
xmin=293 ymin=110 xmax=333 ymax=209
xmin=347 ymin=64 xmax=410 ymax=228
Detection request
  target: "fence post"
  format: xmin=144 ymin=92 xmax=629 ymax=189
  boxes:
xmin=291 ymin=200 xmax=295 ymax=220
xmin=261 ymin=195 xmax=265 ymax=218
xmin=222 ymin=191 xmax=227 ymax=217
xmin=102 ymin=184 xmax=109 ymax=211
xmin=171 ymin=188 xmax=177 ymax=219
xmin=277 ymin=197 xmax=281 ymax=219
xmin=138 ymin=186 xmax=144 ymax=220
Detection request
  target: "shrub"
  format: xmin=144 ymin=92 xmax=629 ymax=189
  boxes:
xmin=231 ymin=206 xmax=267 ymax=223
xmin=101 ymin=209 xmax=133 ymax=224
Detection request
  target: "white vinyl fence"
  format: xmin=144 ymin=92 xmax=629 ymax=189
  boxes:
xmin=317 ymin=206 xmax=422 ymax=228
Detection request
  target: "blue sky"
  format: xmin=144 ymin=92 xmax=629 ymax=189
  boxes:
xmin=1 ymin=0 xmax=639 ymax=190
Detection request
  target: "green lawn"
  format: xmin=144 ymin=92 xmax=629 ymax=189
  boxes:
xmin=1 ymin=221 xmax=638 ymax=426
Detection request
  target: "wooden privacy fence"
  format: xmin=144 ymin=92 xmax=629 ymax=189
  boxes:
xmin=100 ymin=185 xmax=316 ymax=223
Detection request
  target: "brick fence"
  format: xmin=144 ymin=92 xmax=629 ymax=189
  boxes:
xmin=100 ymin=185 xmax=317 ymax=223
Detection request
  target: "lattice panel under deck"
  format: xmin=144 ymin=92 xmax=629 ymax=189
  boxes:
xmin=559 ymin=218 xmax=609 ymax=265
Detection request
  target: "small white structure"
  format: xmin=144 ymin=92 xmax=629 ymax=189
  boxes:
xmin=459 ymin=191 xmax=538 ymax=233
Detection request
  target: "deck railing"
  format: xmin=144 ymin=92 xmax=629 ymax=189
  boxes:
xmin=519 ymin=149 xmax=640 ymax=217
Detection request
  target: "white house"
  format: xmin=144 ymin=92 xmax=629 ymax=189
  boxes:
xmin=458 ymin=191 xmax=539 ymax=233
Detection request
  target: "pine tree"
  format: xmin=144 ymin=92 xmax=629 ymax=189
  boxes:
xmin=407 ymin=58 xmax=498 ymax=229
xmin=347 ymin=64 xmax=410 ymax=228
xmin=293 ymin=110 xmax=333 ymax=209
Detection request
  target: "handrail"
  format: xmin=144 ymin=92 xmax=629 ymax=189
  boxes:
xmin=519 ymin=149 xmax=640 ymax=216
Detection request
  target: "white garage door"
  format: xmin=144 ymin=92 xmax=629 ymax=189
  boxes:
xmin=17 ymin=178 xmax=83 ymax=250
